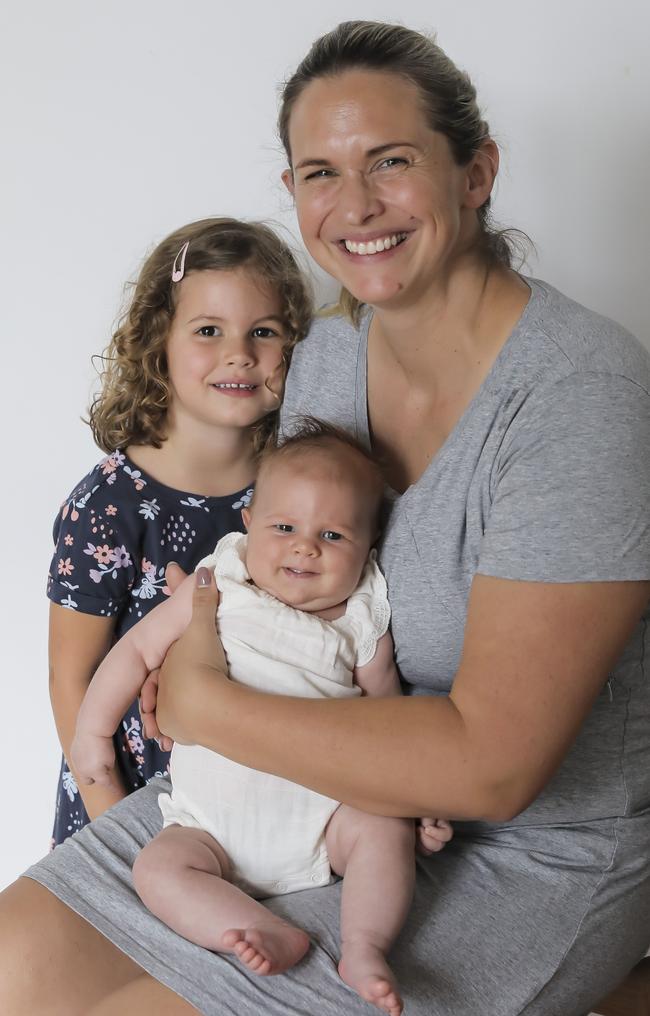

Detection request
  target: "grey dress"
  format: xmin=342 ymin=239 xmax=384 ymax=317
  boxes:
xmin=26 ymin=279 xmax=650 ymax=1015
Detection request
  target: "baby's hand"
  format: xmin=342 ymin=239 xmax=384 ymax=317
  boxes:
xmin=417 ymin=818 xmax=453 ymax=855
xmin=70 ymin=732 xmax=116 ymax=787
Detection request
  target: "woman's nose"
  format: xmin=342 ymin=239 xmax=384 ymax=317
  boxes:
xmin=339 ymin=171 xmax=383 ymax=225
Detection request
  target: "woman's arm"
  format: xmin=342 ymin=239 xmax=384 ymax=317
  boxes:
xmin=48 ymin=604 xmax=127 ymax=818
xmin=156 ymin=570 xmax=649 ymax=821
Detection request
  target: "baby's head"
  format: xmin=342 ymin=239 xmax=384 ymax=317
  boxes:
xmin=242 ymin=419 xmax=385 ymax=613
xmin=89 ymin=217 xmax=312 ymax=453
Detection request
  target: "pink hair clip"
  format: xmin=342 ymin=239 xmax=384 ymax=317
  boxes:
xmin=171 ymin=241 xmax=190 ymax=283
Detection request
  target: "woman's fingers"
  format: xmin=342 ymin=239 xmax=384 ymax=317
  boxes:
xmin=183 ymin=567 xmax=226 ymax=670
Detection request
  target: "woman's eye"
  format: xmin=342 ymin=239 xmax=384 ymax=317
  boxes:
xmin=197 ymin=325 xmax=221 ymax=337
xmin=304 ymin=168 xmax=335 ymax=181
xmin=377 ymin=156 xmax=408 ymax=171
xmin=322 ymin=530 xmax=342 ymax=542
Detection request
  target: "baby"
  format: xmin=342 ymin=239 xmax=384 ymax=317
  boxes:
xmin=72 ymin=420 xmax=444 ymax=1016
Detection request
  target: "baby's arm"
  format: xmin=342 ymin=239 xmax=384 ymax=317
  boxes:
xmin=71 ymin=573 xmax=197 ymax=787
xmin=354 ymin=632 xmax=453 ymax=855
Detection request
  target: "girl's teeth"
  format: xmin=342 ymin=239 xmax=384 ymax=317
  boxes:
xmin=344 ymin=233 xmax=405 ymax=255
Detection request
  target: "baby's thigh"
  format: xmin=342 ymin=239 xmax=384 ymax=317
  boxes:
xmin=133 ymin=824 xmax=232 ymax=892
xmin=325 ymin=804 xmax=414 ymax=875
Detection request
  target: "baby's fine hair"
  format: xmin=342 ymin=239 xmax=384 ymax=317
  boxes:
xmin=89 ymin=218 xmax=313 ymax=454
xmin=257 ymin=417 xmax=386 ymax=525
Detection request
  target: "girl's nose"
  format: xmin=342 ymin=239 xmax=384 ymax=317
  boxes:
xmin=224 ymin=337 xmax=255 ymax=366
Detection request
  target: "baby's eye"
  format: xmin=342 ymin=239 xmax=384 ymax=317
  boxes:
xmin=322 ymin=530 xmax=343 ymax=542
xmin=197 ymin=325 xmax=221 ymax=337
xmin=274 ymin=523 xmax=294 ymax=533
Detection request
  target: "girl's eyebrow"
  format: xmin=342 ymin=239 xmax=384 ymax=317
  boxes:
xmin=294 ymin=142 xmax=418 ymax=171
xmin=186 ymin=314 xmax=286 ymax=325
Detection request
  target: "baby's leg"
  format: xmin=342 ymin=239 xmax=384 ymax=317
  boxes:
xmin=325 ymin=805 xmax=415 ymax=1016
xmin=133 ymin=826 xmax=309 ymax=975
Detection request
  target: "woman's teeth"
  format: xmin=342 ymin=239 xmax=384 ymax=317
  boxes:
xmin=344 ymin=233 xmax=407 ymax=255
xmin=214 ymin=383 xmax=256 ymax=389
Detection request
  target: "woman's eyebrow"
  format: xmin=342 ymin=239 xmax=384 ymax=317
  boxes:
xmin=295 ymin=142 xmax=418 ymax=170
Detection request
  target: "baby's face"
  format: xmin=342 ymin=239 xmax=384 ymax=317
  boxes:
xmin=242 ymin=460 xmax=375 ymax=613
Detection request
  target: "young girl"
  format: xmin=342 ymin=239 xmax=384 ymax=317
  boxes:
xmin=47 ymin=217 xmax=312 ymax=846
xmin=71 ymin=421 xmax=448 ymax=1016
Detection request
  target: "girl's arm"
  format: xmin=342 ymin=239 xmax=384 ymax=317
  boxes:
xmin=71 ymin=574 xmax=197 ymax=787
xmin=49 ymin=604 xmax=127 ymax=818
xmin=155 ymin=569 xmax=650 ymax=821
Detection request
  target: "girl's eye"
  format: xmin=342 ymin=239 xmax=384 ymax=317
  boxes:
xmin=252 ymin=326 xmax=279 ymax=339
xmin=274 ymin=523 xmax=294 ymax=533
xmin=322 ymin=530 xmax=342 ymax=542
xmin=197 ymin=325 xmax=221 ymax=337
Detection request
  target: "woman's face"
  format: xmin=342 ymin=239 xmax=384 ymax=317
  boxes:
xmin=283 ymin=70 xmax=494 ymax=312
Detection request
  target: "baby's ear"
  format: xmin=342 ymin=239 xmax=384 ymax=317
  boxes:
xmin=241 ymin=507 xmax=251 ymax=530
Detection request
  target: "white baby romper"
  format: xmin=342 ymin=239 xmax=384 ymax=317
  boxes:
xmin=159 ymin=531 xmax=391 ymax=898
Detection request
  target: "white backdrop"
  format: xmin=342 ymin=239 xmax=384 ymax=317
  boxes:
xmin=1 ymin=0 xmax=648 ymax=890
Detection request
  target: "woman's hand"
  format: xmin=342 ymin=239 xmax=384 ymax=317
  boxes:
xmin=155 ymin=566 xmax=229 ymax=745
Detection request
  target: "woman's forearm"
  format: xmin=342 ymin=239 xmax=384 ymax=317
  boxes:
xmin=185 ymin=677 xmax=498 ymax=820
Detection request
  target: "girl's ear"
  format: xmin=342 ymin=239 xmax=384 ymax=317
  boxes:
xmin=241 ymin=507 xmax=251 ymax=530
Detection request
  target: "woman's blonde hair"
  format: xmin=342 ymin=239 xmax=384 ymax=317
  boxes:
xmin=89 ymin=217 xmax=312 ymax=453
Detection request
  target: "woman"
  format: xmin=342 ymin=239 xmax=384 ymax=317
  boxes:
xmin=2 ymin=20 xmax=649 ymax=1016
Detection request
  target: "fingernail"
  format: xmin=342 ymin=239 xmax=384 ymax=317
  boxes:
xmin=196 ymin=567 xmax=211 ymax=587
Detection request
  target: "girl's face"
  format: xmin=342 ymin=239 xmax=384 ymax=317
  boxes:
xmin=165 ymin=268 xmax=287 ymax=436
xmin=283 ymin=70 xmax=495 ymax=312
xmin=242 ymin=458 xmax=375 ymax=613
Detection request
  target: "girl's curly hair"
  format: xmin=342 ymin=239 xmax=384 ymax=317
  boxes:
xmin=89 ymin=217 xmax=312 ymax=454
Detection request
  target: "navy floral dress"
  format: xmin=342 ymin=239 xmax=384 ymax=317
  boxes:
xmin=47 ymin=449 xmax=251 ymax=846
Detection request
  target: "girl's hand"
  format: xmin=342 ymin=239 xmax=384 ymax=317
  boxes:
xmin=417 ymin=817 xmax=453 ymax=855
xmin=70 ymin=731 xmax=117 ymax=788
xmin=156 ymin=567 xmax=229 ymax=745
xmin=139 ymin=561 xmax=188 ymax=747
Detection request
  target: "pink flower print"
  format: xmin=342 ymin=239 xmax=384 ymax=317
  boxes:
xmin=100 ymin=455 xmax=118 ymax=475
xmin=106 ymin=504 xmax=117 ymax=516
xmin=93 ymin=544 xmax=112 ymax=565
xmin=64 ymin=534 xmax=74 ymax=546
xmin=57 ymin=558 xmax=74 ymax=576
xmin=141 ymin=557 xmax=156 ymax=575
xmin=111 ymin=546 xmax=132 ymax=569
xmin=112 ymin=450 xmax=126 ymax=466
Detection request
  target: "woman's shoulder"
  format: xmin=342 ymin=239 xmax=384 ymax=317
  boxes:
xmin=521 ymin=279 xmax=650 ymax=391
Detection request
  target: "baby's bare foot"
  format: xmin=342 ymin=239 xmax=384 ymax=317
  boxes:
xmin=221 ymin=921 xmax=310 ymax=976
xmin=339 ymin=941 xmax=403 ymax=1016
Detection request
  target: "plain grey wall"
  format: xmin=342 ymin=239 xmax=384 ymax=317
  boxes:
xmin=1 ymin=0 xmax=648 ymax=888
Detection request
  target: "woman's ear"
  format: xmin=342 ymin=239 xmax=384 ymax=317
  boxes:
xmin=241 ymin=507 xmax=251 ymax=530
xmin=463 ymin=139 xmax=499 ymax=210
xmin=281 ymin=168 xmax=295 ymax=197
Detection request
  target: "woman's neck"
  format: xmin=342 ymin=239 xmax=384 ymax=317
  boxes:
xmin=369 ymin=262 xmax=528 ymax=383
xmin=127 ymin=417 xmax=257 ymax=498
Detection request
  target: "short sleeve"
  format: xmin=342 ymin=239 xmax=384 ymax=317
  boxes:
xmin=47 ymin=469 xmax=137 ymax=616
xmin=478 ymin=372 xmax=650 ymax=582
xmin=346 ymin=552 xmax=391 ymax=666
